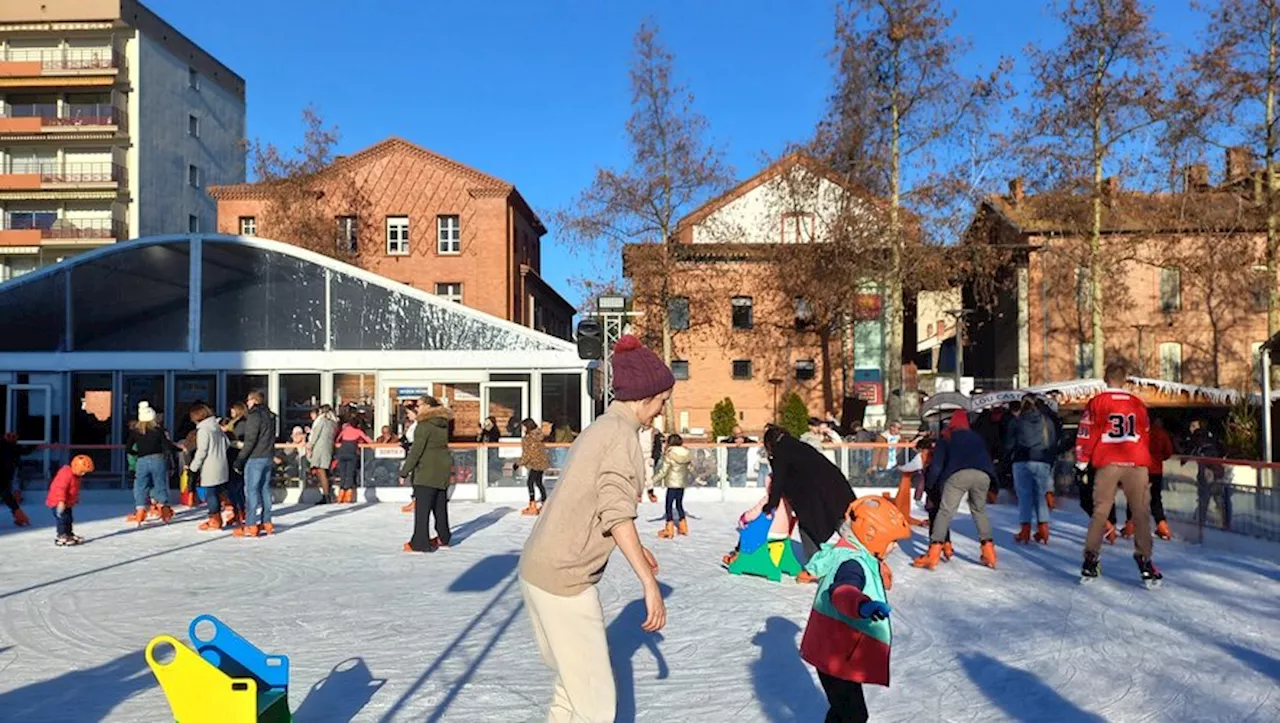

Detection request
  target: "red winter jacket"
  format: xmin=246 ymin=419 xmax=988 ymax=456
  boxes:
xmin=1147 ymin=425 xmax=1174 ymax=475
xmin=45 ymin=465 xmax=81 ymax=507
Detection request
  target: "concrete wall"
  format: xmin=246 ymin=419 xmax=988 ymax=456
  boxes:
xmin=135 ymin=31 xmax=244 ymax=236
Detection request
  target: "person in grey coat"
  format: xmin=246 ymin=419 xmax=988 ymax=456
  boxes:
xmin=187 ymin=403 xmax=231 ymax=531
xmin=307 ymin=405 xmax=338 ymax=504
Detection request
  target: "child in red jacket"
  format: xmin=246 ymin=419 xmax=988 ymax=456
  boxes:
xmin=47 ymin=455 xmax=94 ymax=546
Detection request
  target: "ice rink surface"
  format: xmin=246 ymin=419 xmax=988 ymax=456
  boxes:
xmin=1 ymin=499 xmax=1278 ymax=722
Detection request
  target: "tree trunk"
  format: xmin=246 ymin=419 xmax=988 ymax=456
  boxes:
xmin=820 ymin=325 xmax=835 ymax=414
xmin=1090 ymin=48 xmax=1106 ymax=379
xmin=660 ymin=242 xmax=676 ymax=424
xmin=886 ymin=46 xmax=904 ymax=422
xmin=1267 ymin=16 xmax=1279 ymax=386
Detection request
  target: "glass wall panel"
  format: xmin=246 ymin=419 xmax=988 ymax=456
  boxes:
xmin=329 ymin=272 xmax=559 ymax=351
xmin=225 ymin=374 xmax=267 ymax=417
xmin=174 ymin=374 xmax=217 ymax=441
xmin=541 ymin=373 xmax=582 ymax=439
xmin=201 ymin=242 xmax=325 ymax=350
xmin=278 ymin=374 xmax=320 ymax=442
xmin=437 ymin=382 xmax=481 ymax=440
xmin=71 ymin=372 xmax=113 ymax=473
xmin=72 ymin=242 xmax=189 ymax=351
xmin=121 ymin=373 xmax=165 ymax=437
xmin=334 ymin=372 xmax=375 ymax=433
xmin=0 ymin=271 xmax=65 ymax=351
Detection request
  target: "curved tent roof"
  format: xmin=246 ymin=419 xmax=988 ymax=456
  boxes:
xmin=0 ymin=234 xmax=586 ymax=372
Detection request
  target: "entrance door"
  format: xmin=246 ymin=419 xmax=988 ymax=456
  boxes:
xmin=5 ymin=383 xmax=52 ymax=483
xmin=481 ymin=382 xmax=528 ymax=440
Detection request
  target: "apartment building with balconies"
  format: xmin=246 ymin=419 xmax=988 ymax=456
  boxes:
xmin=0 ymin=0 xmax=245 ymax=281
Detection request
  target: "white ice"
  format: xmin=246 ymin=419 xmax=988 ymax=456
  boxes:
xmin=1 ymin=500 xmax=1278 ymax=722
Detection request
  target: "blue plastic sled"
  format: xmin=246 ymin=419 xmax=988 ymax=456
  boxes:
xmin=189 ymin=614 xmax=290 ymax=695
xmin=738 ymin=513 xmax=772 ymax=556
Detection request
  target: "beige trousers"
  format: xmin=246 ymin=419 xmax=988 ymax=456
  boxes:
xmin=521 ymin=578 xmax=616 ymax=723
xmin=1085 ymin=464 xmax=1153 ymax=559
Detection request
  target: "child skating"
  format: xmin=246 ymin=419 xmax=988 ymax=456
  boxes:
xmin=801 ymin=497 xmax=910 ymax=723
xmin=654 ymin=434 xmax=692 ymax=538
xmin=47 ymin=455 xmax=94 ymax=546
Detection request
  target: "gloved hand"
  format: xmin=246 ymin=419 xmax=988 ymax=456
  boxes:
xmin=858 ymin=600 xmax=892 ymax=621
xmin=1075 ymin=461 xmax=1088 ymax=472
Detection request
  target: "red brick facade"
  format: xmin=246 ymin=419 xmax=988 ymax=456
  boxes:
xmin=211 ymin=138 xmax=574 ymax=339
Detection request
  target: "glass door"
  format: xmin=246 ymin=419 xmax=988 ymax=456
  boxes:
xmin=174 ymin=374 xmax=217 ymax=442
xmin=481 ymin=382 xmax=528 ymax=441
xmin=5 ymin=383 xmax=52 ymax=483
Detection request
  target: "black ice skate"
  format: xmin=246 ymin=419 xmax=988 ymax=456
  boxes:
xmin=1080 ymin=551 xmax=1101 ymax=584
xmin=1135 ymin=555 xmax=1163 ymax=589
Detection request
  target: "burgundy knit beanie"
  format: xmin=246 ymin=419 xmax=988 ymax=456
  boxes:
xmin=611 ymin=334 xmax=675 ymax=401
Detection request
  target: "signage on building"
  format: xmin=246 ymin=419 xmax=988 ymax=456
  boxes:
xmin=854 ymin=381 xmax=883 ymax=405
xmin=854 ymin=293 xmax=883 ymax=321
xmin=395 ymin=387 xmax=432 ymax=398
xmin=374 ymin=446 xmax=406 ymax=459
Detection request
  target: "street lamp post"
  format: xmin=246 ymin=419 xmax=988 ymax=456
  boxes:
xmin=769 ymin=378 xmax=783 ymax=424
xmin=945 ymin=308 xmax=975 ymax=392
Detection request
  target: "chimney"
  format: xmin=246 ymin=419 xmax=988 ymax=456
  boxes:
xmin=1101 ymin=176 xmax=1118 ymax=196
xmin=1226 ymin=146 xmax=1254 ymax=182
xmin=1008 ymin=177 xmax=1024 ymax=206
xmin=1185 ymin=163 xmax=1210 ymax=192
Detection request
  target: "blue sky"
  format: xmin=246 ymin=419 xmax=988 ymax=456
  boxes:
xmin=147 ymin=0 xmax=1203 ymax=307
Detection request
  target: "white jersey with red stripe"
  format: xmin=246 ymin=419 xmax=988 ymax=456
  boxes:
xmin=1075 ymin=388 xmax=1152 ymax=469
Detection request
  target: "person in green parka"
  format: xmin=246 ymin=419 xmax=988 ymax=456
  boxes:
xmin=400 ymin=396 xmax=453 ymax=552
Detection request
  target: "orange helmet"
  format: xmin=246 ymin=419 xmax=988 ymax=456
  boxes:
xmin=70 ymin=455 xmax=95 ymax=476
xmin=845 ymin=497 xmax=910 ymax=558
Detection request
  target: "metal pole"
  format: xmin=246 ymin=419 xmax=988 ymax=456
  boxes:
xmin=954 ymin=319 xmax=964 ymax=391
xmin=1263 ymin=346 xmax=1273 ymax=465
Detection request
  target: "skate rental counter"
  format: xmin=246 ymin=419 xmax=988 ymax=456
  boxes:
xmin=0 ymin=234 xmax=593 ymax=498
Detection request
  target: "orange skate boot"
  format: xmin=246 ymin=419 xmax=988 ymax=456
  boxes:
xmin=232 ymin=524 xmax=260 ymax=538
xmin=979 ymin=540 xmax=998 ymax=569
xmin=125 ymin=507 xmax=148 ymax=526
xmin=262 ymin=522 xmax=275 ymax=536
xmin=1155 ymin=520 xmax=1173 ymax=540
xmin=12 ymin=508 xmax=30 ymax=526
xmin=913 ymin=543 xmax=943 ymax=570
xmin=198 ymin=514 xmax=222 ymax=531
xmin=401 ymin=500 xmax=416 ymax=513
xmin=1034 ymin=522 xmax=1050 ymax=544
xmin=941 ymin=541 xmax=954 ymax=561
xmin=1121 ymin=520 xmax=1134 ymax=539
xmin=677 ymin=519 xmax=689 ymax=536
xmin=1104 ymin=521 xmax=1118 ymax=545
xmin=521 ymin=501 xmax=540 ymax=516
xmin=657 ymin=521 xmax=675 ymax=539
xmin=1014 ymin=523 xmax=1031 ymax=544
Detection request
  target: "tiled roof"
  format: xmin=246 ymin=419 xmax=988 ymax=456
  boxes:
xmin=986 ymin=190 xmax=1265 ymax=235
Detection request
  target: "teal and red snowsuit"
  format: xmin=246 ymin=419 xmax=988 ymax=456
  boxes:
xmin=800 ymin=536 xmax=892 ymax=685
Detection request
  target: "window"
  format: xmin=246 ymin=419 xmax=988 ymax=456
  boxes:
xmin=71 ymin=242 xmax=190 ymax=351
xmin=187 ymin=164 xmax=200 ymax=188
xmin=732 ymin=359 xmax=753 ymax=380
xmin=671 ymin=360 xmax=690 ymax=381
xmin=435 ymin=282 xmax=463 ymax=304
xmin=1076 ymin=342 xmax=1094 ymax=379
xmin=1251 ymin=265 xmax=1270 ymax=312
xmin=1159 ymin=342 xmax=1182 ymax=383
xmin=668 ymin=296 xmax=689 ymax=330
xmin=188 ymin=66 xmax=199 ymax=89
xmin=795 ymin=359 xmax=816 ymax=381
xmin=337 ymin=216 xmax=358 ymax=254
xmin=188 ymin=214 xmax=199 ymax=233
xmin=794 ymin=296 xmax=812 ymax=327
xmin=386 ymin=216 xmax=410 ymax=255
xmin=188 ymin=114 xmax=200 ymax=137
xmin=782 ymin=212 xmax=815 ymax=243
xmin=926 ymin=323 xmax=935 ymax=337
xmin=1159 ymin=267 xmax=1181 ymax=313
xmin=238 ymin=216 xmax=256 ymax=236
xmin=437 ymin=215 xmax=461 ymax=254
xmin=732 ymin=296 xmax=754 ymax=330
xmin=1075 ymin=267 xmax=1091 ymax=311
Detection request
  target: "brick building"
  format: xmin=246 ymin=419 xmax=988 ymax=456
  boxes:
xmin=965 ymin=156 xmax=1272 ymax=393
xmin=210 ymin=137 xmax=574 ymax=340
xmin=624 ymin=154 xmax=901 ymax=435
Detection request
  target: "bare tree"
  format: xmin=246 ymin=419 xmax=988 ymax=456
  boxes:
xmin=1020 ymin=0 xmax=1167 ymax=378
xmin=556 ymin=22 xmax=733 ymax=414
xmin=1176 ymin=0 xmax=1280 ymax=350
xmin=248 ymin=106 xmax=373 ymax=259
xmin=824 ymin=0 xmax=1009 ymax=420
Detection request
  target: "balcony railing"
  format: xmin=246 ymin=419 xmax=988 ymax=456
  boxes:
xmin=2 ymin=48 xmax=118 ymax=71
xmin=5 ymin=161 xmax=124 ymax=184
xmin=2 ymin=218 xmax=126 ymax=240
xmin=0 ymin=103 xmax=125 ymax=127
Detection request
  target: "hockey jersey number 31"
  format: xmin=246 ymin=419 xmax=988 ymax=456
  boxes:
xmin=1075 ymin=389 xmax=1152 ymax=469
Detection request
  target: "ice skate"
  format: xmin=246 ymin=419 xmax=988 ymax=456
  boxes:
xmin=647 ymin=489 xmax=658 ymax=504
xmin=1045 ymin=491 xmax=1056 ymax=510
xmin=912 ymin=542 xmax=943 ymax=570
xmin=521 ymin=501 xmax=540 ymax=516
xmin=430 ymin=537 xmax=448 ymax=550
xmin=198 ymin=514 xmax=222 ymax=531
xmin=657 ymin=521 xmax=675 ymax=539
xmin=1080 ymin=551 xmax=1101 ymax=584
xmin=1034 ymin=522 xmax=1050 ymax=545
xmin=232 ymin=524 xmax=260 ymax=538
xmin=677 ymin=519 xmax=689 ymax=536
xmin=1156 ymin=520 xmax=1173 ymax=540
xmin=12 ymin=508 xmax=30 ymax=527
xmin=722 ymin=550 xmax=738 ymax=567
xmin=941 ymin=541 xmax=954 ymax=561
xmin=979 ymin=540 xmax=997 ymax=569
xmin=1121 ymin=520 xmax=1134 ymax=539
xmin=157 ymin=505 xmax=174 ymax=524
xmin=54 ymin=536 xmax=82 ymax=547
xmin=795 ymin=570 xmax=818 ymax=584
xmin=125 ymin=508 xmax=148 ymax=526
xmin=262 ymin=522 xmax=275 ymax=536
xmin=1104 ymin=521 xmax=1118 ymax=545
xmin=401 ymin=500 xmax=415 ymax=513
xmin=1014 ymin=523 xmax=1031 ymax=544
xmin=986 ymin=489 xmax=998 ymax=505
xmin=402 ymin=541 xmax=434 ymax=554
xmin=1135 ymin=555 xmax=1163 ymax=589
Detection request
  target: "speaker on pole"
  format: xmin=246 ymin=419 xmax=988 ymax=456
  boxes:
xmin=576 ymin=319 xmax=603 ymax=360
